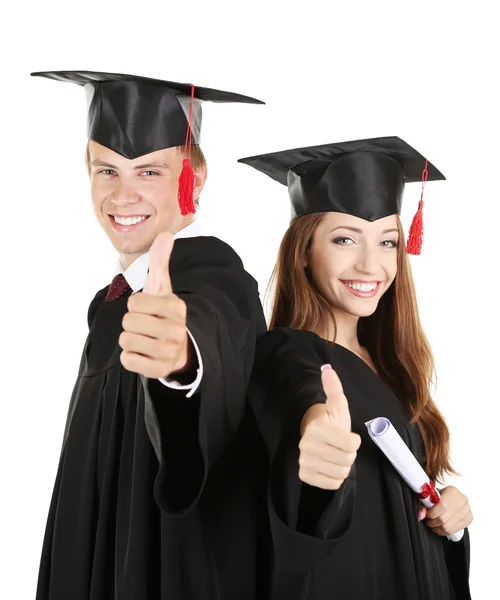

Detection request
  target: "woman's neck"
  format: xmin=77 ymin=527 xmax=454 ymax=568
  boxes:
xmin=317 ymin=310 xmax=378 ymax=374
xmin=319 ymin=309 xmax=360 ymax=350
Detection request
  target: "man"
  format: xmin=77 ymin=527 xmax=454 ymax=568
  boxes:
xmin=32 ymin=71 xmax=270 ymax=600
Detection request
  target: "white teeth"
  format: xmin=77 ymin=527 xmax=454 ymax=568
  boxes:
xmin=113 ymin=215 xmax=147 ymax=226
xmin=346 ymin=282 xmax=378 ymax=292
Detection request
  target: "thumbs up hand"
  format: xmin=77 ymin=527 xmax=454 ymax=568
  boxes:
xmin=298 ymin=365 xmax=361 ymax=490
xmin=142 ymin=231 xmax=175 ymax=296
xmin=119 ymin=232 xmax=194 ymax=379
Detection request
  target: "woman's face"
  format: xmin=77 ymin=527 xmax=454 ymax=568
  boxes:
xmin=306 ymin=212 xmax=399 ymax=319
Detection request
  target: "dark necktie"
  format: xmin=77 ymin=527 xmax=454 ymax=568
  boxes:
xmin=105 ymin=273 xmax=133 ymax=302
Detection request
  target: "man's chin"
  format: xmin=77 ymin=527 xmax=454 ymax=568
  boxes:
xmin=110 ymin=239 xmax=152 ymax=257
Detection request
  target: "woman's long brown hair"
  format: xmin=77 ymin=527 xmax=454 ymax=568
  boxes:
xmin=269 ymin=213 xmax=455 ymax=482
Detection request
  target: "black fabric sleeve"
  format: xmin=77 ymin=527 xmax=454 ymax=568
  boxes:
xmin=443 ymin=528 xmax=472 ymax=600
xmin=249 ymin=327 xmax=356 ymax=574
xmin=141 ymin=237 xmax=265 ymax=516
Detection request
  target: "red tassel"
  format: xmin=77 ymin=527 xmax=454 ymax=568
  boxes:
xmin=406 ymin=200 xmax=424 ymax=255
xmin=178 ymin=158 xmax=195 ymax=216
xmin=406 ymin=160 xmax=428 ymax=256
xmin=178 ymin=83 xmax=196 ymax=216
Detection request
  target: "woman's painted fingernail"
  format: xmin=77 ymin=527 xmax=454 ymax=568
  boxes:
xmin=321 ymin=364 xmax=332 ymax=372
xmin=417 ymin=509 xmax=424 ymax=521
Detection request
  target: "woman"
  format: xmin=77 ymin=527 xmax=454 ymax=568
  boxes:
xmin=239 ymin=137 xmax=473 ymax=600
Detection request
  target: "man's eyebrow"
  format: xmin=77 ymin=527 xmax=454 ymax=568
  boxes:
xmin=132 ymin=161 xmax=170 ymax=170
xmin=90 ymin=160 xmax=116 ymax=168
xmin=89 ymin=160 xmax=171 ymax=169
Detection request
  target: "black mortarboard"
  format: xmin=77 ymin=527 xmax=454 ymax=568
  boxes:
xmin=31 ymin=70 xmax=264 ymax=158
xmin=238 ymin=136 xmax=445 ymax=254
xmin=32 ymin=70 xmax=265 ymax=215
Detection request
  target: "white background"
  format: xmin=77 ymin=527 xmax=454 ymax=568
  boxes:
xmin=1 ymin=1 xmax=498 ymax=597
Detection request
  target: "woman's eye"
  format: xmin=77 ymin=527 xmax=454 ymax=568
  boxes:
xmin=333 ymin=236 xmax=354 ymax=246
xmin=381 ymin=239 xmax=398 ymax=248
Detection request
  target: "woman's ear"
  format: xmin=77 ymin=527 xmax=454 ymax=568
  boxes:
xmin=303 ymin=243 xmax=311 ymax=268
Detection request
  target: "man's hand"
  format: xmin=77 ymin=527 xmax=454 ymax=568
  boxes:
xmin=119 ymin=232 xmax=193 ymax=379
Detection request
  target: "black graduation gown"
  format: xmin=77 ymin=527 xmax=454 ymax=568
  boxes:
xmin=249 ymin=327 xmax=471 ymax=600
xmin=35 ymin=237 xmax=271 ymax=600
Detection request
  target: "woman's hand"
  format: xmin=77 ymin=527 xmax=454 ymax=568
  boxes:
xmin=419 ymin=485 xmax=473 ymax=536
xmin=298 ymin=365 xmax=361 ymax=490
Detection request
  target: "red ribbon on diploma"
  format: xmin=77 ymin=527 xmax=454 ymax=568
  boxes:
xmin=418 ymin=481 xmax=440 ymax=504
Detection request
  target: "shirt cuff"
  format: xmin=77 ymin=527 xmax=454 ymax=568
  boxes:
xmin=158 ymin=328 xmax=203 ymax=398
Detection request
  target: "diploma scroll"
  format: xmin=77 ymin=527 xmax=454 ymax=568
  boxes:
xmin=365 ymin=417 xmax=464 ymax=543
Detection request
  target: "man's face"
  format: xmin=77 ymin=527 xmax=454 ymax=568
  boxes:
xmin=89 ymin=141 xmax=206 ymax=264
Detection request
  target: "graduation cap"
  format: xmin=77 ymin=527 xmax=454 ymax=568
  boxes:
xmin=238 ymin=136 xmax=445 ymax=254
xmin=31 ymin=70 xmax=265 ymax=215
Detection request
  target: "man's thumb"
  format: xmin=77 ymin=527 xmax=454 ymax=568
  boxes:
xmin=143 ymin=232 xmax=174 ymax=295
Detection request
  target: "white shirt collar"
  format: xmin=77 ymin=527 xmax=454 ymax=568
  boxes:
xmin=113 ymin=220 xmax=203 ymax=293
xmin=173 ymin=219 xmax=203 ymax=240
